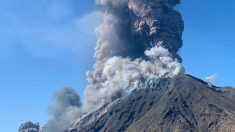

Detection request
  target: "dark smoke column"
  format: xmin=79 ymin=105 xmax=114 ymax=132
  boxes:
xmin=85 ymin=0 xmax=184 ymax=110
xmin=95 ymin=0 xmax=184 ymax=61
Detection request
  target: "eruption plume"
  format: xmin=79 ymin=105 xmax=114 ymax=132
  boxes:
xmin=84 ymin=0 xmax=184 ymax=111
xmin=29 ymin=0 xmax=185 ymax=131
xmin=95 ymin=0 xmax=184 ymax=61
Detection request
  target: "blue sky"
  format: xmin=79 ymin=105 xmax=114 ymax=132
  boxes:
xmin=0 ymin=0 xmax=235 ymax=131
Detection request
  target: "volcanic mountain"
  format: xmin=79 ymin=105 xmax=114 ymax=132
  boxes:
xmin=65 ymin=74 xmax=235 ymax=132
xmin=19 ymin=0 xmax=235 ymax=132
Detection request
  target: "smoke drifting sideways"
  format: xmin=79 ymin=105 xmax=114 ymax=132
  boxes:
xmin=30 ymin=0 xmax=185 ymax=131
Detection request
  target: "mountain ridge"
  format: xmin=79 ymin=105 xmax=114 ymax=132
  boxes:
xmin=65 ymin=74 xmax=235 ymax=132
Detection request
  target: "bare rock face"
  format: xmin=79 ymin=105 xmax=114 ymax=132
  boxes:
xmin=18 ymin=121 xmax=40 ymax=132
xmin=65 ymin=75 xmax=235 ymax=132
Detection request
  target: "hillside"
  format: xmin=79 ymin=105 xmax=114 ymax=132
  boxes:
xmin=65 ymin=75 xmax=235 ymax=132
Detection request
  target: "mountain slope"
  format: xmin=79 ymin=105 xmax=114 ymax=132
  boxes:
xmin=65 ymin=75 xmax=235 ymax=132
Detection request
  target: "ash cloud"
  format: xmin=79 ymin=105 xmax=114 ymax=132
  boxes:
xmin=45 ymin=87 xmax=82 ymax=132
xmin=84 ymin=0 xmax=184 ymax=111
xmin=95 ymin=0 xmax=184 ymax=61
xmin=20 ymin=0 xmax=185 ymax=131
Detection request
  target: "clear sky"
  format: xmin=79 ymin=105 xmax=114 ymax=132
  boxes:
xmin=0 ymin=0 xmax=234 ymax=131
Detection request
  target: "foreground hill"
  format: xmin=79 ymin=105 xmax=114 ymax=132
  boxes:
xmin=65 ymin=74 xmax=235 ymax=132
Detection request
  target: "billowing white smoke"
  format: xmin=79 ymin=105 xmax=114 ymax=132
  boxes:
xmin=84 ymin=44 xmax=183 ymax=112
xmin=205 ymin=73 xmax=217 ymax=86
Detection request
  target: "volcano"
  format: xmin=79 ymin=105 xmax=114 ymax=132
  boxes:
xmin=19 ymin=0 xmax=235 ymax=132
xmin=65 ymin=74 xmax=235 ymax=132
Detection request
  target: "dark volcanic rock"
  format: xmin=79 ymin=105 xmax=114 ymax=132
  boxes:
xmin=65 ymin=75 xmax=235 ymax=132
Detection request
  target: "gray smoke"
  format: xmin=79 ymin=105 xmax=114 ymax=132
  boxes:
xmin=22 ymin=0 xmax=185 ymax=131
xmin=95 ymin=0 xmax=183 ymax=61
xmin=18 ymin=121 xmax=40 ymax=132
xmin=84 ymin=0 xmax=184 ymax=111
xmin=45 ymin=87 xmax=82 ymax=132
